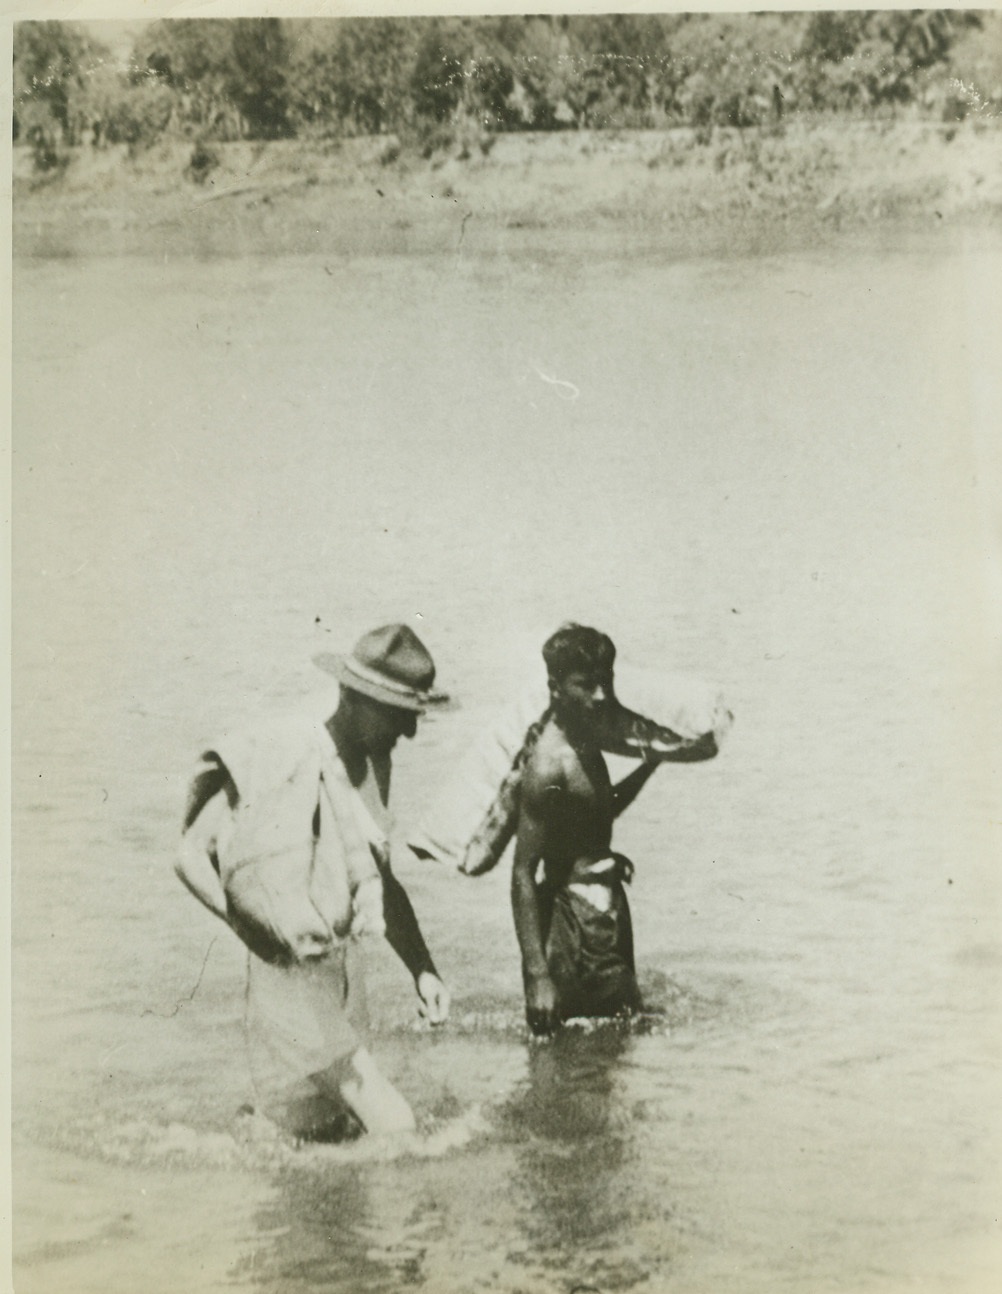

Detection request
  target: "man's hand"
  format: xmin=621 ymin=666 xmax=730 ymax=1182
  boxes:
xmin=525 ymin=972 xmax=560 ymax=1037
xmin=416 ymin=971 xmax=450 ymax=1025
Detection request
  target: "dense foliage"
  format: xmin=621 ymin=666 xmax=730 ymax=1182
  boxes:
xmin=13 ymin=11 xmax=1000 ymax=169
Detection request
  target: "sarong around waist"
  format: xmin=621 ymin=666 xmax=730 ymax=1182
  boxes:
xmin=537 ymin=862 xmax=642 ymax=1020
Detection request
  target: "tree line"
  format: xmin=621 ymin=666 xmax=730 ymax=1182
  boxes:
xmin=13 ymin=12 xmax=995 ymax=171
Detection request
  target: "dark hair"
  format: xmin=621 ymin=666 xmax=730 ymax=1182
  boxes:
xmin=542 ymin=623 xmax=616 ymax=683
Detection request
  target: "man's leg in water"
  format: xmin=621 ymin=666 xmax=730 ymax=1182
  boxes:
xmin=306 ymin=942 xmax=415 ymax=1135
xmin=332 ymin=1047 xmax=415 ymax=1134
xmin=274 ymin=1049 xmax=415 ymax=1141
xmin=246 ymin=944 xmax=413 ymax=1136
xmin=309 ymin=1048 xmax=415 ymax=1135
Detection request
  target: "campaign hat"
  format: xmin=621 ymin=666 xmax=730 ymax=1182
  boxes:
xmin=314 ymin=623 xmax=451 ymax=712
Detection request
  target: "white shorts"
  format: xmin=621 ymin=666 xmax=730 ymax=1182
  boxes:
xmin=244 ymin=940 xmax=369 ymax=1105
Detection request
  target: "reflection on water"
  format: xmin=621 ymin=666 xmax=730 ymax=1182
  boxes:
xmin=241 ymin=1028 xmax=650 ymax=1294
xmin=487 ymin=1025 xmax=685 ymax=1292
xmin=505 ymin=1030 xmax=639 ymax=1278
xmin=510 ymin=1026 xmax=633 ymax=1144
xmin=241 ymin=1165 xmax=382 ymax=1293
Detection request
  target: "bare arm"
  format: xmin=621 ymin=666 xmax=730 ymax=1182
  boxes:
xmin=376 ymin=849 xmax=450 ymax=1024
xmin=376 ymin=847 xmax=437 ymax=981
xmin=613 ymin=700 xmax=721 ymax=765
xmin=175 ymin=773 xmax=234 ymax=923
xmin=611 ymin=727 xmax=719 ymax=817
xmin=611 ymin=760 xmax=660 ymax=818
xmin=511 ymin=759 xmax=561 ymax=1034
xmin=656 ymin=729 xmax=719 ymax=763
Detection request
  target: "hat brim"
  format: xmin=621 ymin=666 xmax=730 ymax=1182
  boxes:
xmin=312 ymin=653 xmax=456 ymax=713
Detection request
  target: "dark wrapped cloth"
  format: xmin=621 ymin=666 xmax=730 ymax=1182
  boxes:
xmin=536 ymin=856 xmax=643 ymax=1020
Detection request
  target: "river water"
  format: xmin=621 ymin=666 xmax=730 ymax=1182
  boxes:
xmin=12 ymin=234 xmax=1002 ymax=1293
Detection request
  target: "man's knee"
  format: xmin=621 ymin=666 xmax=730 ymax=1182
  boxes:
xmin=338 ymin=1046 xmax=416 ymax=1135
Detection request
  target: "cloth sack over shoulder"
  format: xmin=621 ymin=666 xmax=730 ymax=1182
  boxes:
xmin=408 ymin=664 xmax=732 ymax=876
xmin=183 ymin=716 xmax=382 ymax=965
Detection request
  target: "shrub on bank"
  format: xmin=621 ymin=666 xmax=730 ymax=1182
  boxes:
xmin=13 ymin=11 xmax=1001 ymax=173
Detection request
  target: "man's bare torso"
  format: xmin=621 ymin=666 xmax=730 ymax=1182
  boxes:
xmin=526 ymin=718 xmax=615 ymax=886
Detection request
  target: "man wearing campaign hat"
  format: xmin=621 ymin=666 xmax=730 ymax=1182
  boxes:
xmin=177 ymin=623 xmax=453 ymax=1140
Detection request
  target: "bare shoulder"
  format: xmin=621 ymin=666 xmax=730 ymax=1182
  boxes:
xmin=522 ymin=722 xmax=572 ymax=803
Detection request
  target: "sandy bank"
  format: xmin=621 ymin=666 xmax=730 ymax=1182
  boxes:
xmin=13 ymin=119 xmax=1002 ymax=260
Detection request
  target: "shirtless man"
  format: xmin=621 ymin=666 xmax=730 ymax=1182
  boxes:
xmin=511 ymin=624 xmax=719 ymax=1036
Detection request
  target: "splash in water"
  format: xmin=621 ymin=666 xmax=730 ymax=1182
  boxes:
xmin=46 ymin=1102 xmax=492 ymax=1175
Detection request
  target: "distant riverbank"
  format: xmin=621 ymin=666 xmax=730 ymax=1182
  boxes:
xmin=13 ymin=118 xmax=1002 ymax=261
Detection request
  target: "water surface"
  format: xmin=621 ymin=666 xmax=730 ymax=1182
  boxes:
xmin=12 ymin=239 xmax=1002 ymax=1293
